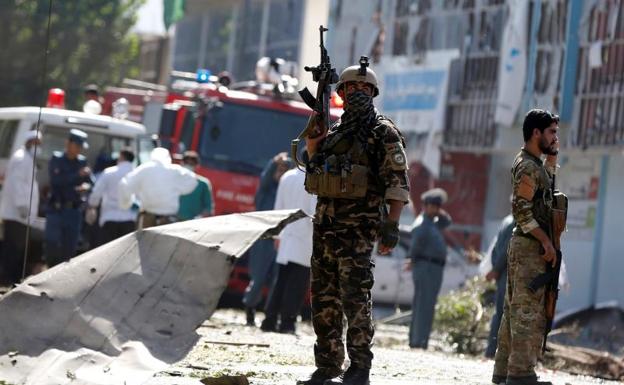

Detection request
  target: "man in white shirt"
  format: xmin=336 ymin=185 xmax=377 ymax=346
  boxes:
xmin=0 ymin=130 xmax=41 ymax=283
xmin=86 ymin=148 xmax=137 ymax=245
xmin=260 ymin=167 xmax=317 ymax=334
xmin=118 ymin=147 xmax=197 ymax=229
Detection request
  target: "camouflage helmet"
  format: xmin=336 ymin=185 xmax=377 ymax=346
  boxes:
xmin=336 ymin=62 xmax=379 ymax=97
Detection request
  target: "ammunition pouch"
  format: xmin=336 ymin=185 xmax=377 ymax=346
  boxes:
xmin=305 ymin=131 xmax=373 ymax=199
xmin=305 ymin=164 xmax=368 ymax=199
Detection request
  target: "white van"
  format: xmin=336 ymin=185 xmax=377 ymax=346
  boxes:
xmin=0 ymin=107 xmax=151 ymax=227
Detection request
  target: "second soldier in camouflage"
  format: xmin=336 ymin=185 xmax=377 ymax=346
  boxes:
xmin=492 ymin=109 xmax=561 ymax=385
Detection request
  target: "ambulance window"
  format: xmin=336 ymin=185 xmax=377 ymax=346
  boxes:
xmin=198 ymin=102 xmax=307 ymax=175
xmin=0 ymin=120 xmax=19 ymax=157
xmin=37 ymin=125 xmax=128 ymax=172
xmin=110 ymin=137 xmax=131 ymax=160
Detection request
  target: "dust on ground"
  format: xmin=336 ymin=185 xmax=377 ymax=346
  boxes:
xmin=147 ymin=309 xmax=618 ymax=385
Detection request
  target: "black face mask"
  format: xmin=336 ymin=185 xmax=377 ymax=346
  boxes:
xmin=345 ymin=90 xmax=373 ymax=113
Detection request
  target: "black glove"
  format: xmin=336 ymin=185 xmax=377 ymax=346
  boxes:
xmin=379 ymin=220 xmax=400 ymax=249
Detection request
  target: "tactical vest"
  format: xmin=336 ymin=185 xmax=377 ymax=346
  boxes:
xmin=305 ymin=133 xmax=370 ymax=199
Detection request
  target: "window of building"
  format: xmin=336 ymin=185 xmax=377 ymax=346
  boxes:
xmin=173 ymin=15 xmax=203 ymax=72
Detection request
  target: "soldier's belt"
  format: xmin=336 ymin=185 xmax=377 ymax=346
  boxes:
xmin=305 ymin=165 xmax=368 ymax=199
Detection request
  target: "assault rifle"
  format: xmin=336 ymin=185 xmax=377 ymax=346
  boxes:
xmin=291 ymin=25 xmax=339 ymax=169
xmin=527 ymin=176 xmax=568 ymax=353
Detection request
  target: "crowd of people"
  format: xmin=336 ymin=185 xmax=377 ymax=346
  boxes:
xmin=0 ymin=128 xmax=214 ymax=285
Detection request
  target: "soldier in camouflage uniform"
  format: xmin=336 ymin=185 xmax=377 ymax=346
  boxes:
xmin=297 ymin=59 xmax=410 ymax=385
xmin=492 ymin=109 xmax=561 ymax=385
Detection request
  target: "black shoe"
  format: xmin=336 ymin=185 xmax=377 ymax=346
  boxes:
xmin=491 ymin=374 xmax=506 ymax=384
xmin=245 ymin=307 xmax=256 ymax=326
xmin=278 ymin=319 xmax=296 ymax=334
xmin=325 ymin=366 xmax=370 ymax=385
xmin=506 ymin=375 xmax=552 ymax=385
xmin=279 ymin=325 xmax=296 ymax=334
xmin=296 ymin=369 xmax=341 ymax=385
xmin=260 ymin=318 xmax=277 ymax=332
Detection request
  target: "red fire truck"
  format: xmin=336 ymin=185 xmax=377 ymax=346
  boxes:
xmin=103 ymin=68 xmax=343 ymax=303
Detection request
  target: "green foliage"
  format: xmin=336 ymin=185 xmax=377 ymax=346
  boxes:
xmin=0 ymin=0 xmax=144 ymax=109
xmin=433 ymin=276 xmax=496 ymax=355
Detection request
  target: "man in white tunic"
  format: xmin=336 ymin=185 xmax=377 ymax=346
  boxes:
xmin=0 ymin=131 xmax=41 ymax=283
xmin=119 ymin=147 xmax=197 ymax=229
xmin=260 ymin=167 xmax=317 ymax=333
xmin=87 ymin=148 xmax=137 ymax=244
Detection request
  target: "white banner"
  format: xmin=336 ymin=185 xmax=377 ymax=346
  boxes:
xmin=377 ymin=50 xmax=459 ymax=177
xmin=495 ymin=0 xmax=529 ymax=127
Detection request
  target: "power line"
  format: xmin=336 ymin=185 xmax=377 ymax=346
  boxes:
xmin=21 ymin=0 xmax=54 ymax=281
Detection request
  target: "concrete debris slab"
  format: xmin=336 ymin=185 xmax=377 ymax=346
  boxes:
xmin=0 ymin=210 xmax=305 ymax=385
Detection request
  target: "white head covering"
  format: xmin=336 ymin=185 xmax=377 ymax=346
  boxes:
xmin=150 ymin=147 xmax=172 ymax=165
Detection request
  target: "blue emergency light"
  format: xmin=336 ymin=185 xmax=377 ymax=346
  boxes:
xmin=196 ymin=69 xmax=211 ymax=83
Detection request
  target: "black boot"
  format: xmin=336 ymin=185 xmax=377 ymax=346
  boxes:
xmin=506 ymin=375 xmax=552 ymax=385
xmin=296 ymin=369 xmax=340 ymax=385
xmin=260 ymin=317 xmax=277 ymax=332
xmin=491 ymin=374 xmax=506 ymax=384
xmin=278 ymin=317 xmax=296 ymax=334
xmin=325 ymin=366 xmax=370 ymax=385
xmin=245 ymin=307 xmax=256 ymax=326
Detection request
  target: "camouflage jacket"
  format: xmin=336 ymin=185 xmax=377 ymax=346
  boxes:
xmin=309 ymin=114 xmax=410 ymax=227
xmin=511 ymin=149 xmax=557 ymax=236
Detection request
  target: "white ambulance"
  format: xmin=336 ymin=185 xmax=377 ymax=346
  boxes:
xmin=0 ymin=107 xmax=151 ymax=232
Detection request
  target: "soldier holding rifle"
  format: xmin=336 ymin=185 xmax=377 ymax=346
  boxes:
xmin=293 ymin=27 xmax=409 ymax=385
xmin=492 ymin=109 xmax=567 ymax=385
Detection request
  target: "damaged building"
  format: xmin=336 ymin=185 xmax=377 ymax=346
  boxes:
xmin=328 ymin=0 xmax=624 ymax=314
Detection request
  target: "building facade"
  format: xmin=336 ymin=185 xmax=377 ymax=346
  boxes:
xmin=171 ymin=0 xmax=329 ymax=86
xmin=329 ymin=0 xmax=624 ymax=313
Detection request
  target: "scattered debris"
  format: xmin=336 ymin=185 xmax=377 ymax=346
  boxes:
xmin=544 ymin=342 xmax=624 ymax=381
xmin=203 ymin=340 xmax=270 ymax=348
xmin=552 ymin=303 xmax=624 ymax=356
xmin=200 ymin=374 xmax=249 ymax=385
xmin=0 ymin=210 xmax=305 ymax=385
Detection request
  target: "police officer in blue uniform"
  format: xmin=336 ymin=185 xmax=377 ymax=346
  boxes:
xmin=45 ymin=129 xmax=93 ymax=267
xmin=407 ymin=187 xmax=452 ymax=349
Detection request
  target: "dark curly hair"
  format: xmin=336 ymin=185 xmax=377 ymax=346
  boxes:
xmin=522 ymin=109 xmax=559 ymax=142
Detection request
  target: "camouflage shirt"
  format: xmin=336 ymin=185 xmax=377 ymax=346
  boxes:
xmin=511 ymin=149 xmax=557 ymax=235
xmin=310 ymin=114 xmax=410 ymax=227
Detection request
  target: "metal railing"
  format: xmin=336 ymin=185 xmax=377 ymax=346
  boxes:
xmin=444 ymin=53 xmax=499 ymax=148
xmin=574 ymin=0 xmax=624 ymax=149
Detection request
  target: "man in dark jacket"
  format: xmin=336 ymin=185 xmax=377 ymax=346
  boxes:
xmin=485 ymin=214 xmax=515 ymax=358
xmin=243 ymin=152 xmax=292 ymax=326
xmin=45 ymin=129 xmax=93 ymax=267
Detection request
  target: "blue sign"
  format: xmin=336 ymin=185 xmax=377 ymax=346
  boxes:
xmin=383 ymin=70 xmax=445 ymax=111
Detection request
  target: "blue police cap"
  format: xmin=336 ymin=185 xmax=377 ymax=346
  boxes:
xmin=421 ymin=188 xmax=448 ymax=206
xmin=68 ymin=128 xmax=89 ymax=149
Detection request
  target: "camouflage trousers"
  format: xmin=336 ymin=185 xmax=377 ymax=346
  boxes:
xmin=493 ymin=235 xmax=547 ymax=378
xmin=310 ymin=222 xmax=377 ymax=373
